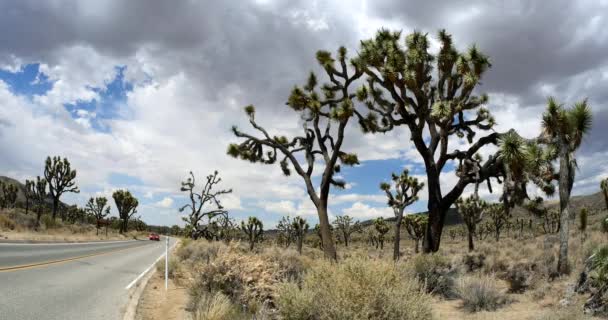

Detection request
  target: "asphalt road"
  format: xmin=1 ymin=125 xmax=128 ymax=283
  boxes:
xmin=0 ymin=237 xmax=176 ymax=320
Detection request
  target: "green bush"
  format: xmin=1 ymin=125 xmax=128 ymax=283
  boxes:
xmin=456 ymin=274 xmax=507 ymax=312
xmin=407 ymin=253 xmax=456 ymax=298
xmin=156 ymin=258 xmax=179 ymax=279
xmin=41 ymin=214 xmax=58 ymax=229
xmin=276 ymin=257 xmax=431 ymax=320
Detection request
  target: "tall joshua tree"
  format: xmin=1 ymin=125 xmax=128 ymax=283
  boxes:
xmin=380 ymin=169 xmax=423 ymax=260
xmin=228 ymin=46 xmax=363 ymax=260
xmin=332 ymin=215 xmax=361 ymax=247
xmin=601 ymin=178 xmax=608 ymax=210
xmin=541 ymin=97 xmax=592 ymax=274
xmin=292 ymin=216 xmax=309 ymax=255
xmin=456 ymin=195 xmax=487 ymax=252
xmin=44 ymin=156 xmax=79 ymax=220
xmin=404 ymin=214 xmax=428 ymax=254
xmin=112 ymin=190 xmax=138 ymax=234
xmin=354 ymin=29 xmax=507 ymax=253
xmin=86 ymin=197 xmax=111 ymax=236
xmin=241 ymin=216 xmax=263 ymax=251
xmin=33 ymin=176 xmax=47 ymax=228
xmin=179 ymin=171 xmax=232 ymax=240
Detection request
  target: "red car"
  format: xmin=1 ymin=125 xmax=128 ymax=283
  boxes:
xmin=148 ymin=233 xmax=160 ymax=241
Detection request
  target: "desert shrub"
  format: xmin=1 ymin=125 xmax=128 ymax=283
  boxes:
xmin=261 ymin=247 xmax=312 ymax=283
xmin=0 ymin=214 xmax=16 ymax=230
xmin=156 ymin=258 xmax=180 ymax=279
xmin=7 ymin=210 xmax=37 ymax=229
xmin=191 ymin=291 xmax=244 ymax=320
xmin=41 ymin=214 xmax=59 ymax=229
xmin=462 ymin=252 xmax=485 ymax=272
xmin=407 ymin=253 xmax=456 ymax=298
xmin=178 ymin=239 xmax=224 ymax=263
xmin=192 ymin=243 xmax=284 ymax=309
xmin=505 ymin=262 xmax=536 ymax=293
xmin=456 ymin=274 xmax=507 ymax=312
xmin=275 ymin=257 xmax=432 ymax=320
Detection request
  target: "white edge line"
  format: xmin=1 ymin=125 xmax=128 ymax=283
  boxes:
xmin=125 ymin=238 xmax=177 ymax=290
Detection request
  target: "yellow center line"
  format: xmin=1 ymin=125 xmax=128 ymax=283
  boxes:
xmin=0 ymin=242 xmax=153 ymax=273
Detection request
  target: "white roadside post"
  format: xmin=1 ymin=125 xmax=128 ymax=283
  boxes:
xmin=165 ymin=235 xmax=169 ymax=290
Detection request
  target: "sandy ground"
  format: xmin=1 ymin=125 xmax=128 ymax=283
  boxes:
xmin=135 ymin=271 xmax=189 ymax=320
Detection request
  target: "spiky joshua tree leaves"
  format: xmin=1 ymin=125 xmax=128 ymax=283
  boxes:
xmin=456 ymin=195 xmax=487 ymax=252
xmin=403 ymin=214 xmax=427 ymax=254
xmin=44 ymin=156 xmax=79 ymax=220
xmin=112 ymin=190 xmax=138 ymax=234
xmin=179 ymin=171 xmax=232 ymax=240
xmin=354 ymin=29 xmax=508 ymax=253
xmin=86 ymin=197 xmax=111 ymax=236
xmin=380 ymin=169 xmax=423 ymax=260
xmin=541 ymin=97 xmax=592 ymax=275
xmin=0 ymin=180 xmax=18 ymax=209
xmin=228 ymin=46 xmax=363 ymax=260
xmin=332 ymin=215 xmax=361 ymax=247
xmin=292 ymin=216 xmax=309 ymax=255
xmin=24 ymin=179 xmax=35 ymax=215
xmin=241 ymin=216 xmax=263 ymax=251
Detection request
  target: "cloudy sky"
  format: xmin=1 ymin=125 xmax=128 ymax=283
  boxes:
xmin=0 ymin=0 xmax=606 ymax=227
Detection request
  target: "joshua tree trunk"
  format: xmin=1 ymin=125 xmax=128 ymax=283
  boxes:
xmin=414 ymin=239 xmax=420 ymax=254
xmin=467 ymin=227 xmax=475 ymax=252
xmin=557 ymin=143 xmax=572 ymax=275
xmin=25 ymin=198 xmax=30 ymax=215
xmin=296 ymin=236 xmax=303 ymax=255
xmin=393 ymin=213 xmax=403 ymax=261
xmin=52 ymin=198 xmax=59 ymax=220
xmin=316 ymin=201 xmax=337 ymax=260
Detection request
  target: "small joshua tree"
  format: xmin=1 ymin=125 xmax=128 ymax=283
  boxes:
xmin=602 ymin=178 xmax=608 ymax=210
xmin=44 ymin=156 xmax=79 ymax=220
xmin=112 ymin=190 xmax=138 ymax=234
xmin=373 ymin=217 xmax=390 ymax=250
xmin=487 ymin=203 xmax=508 ymax=242
xmin=32 ymin=177 xmax=47 ymax=228
xmin=579 ymin=207 xmax=588 ymax=243
xmin=292 ymin=216 xmax=309 ymax=255
xmin=24 ymin=179 xmax=35 ymax=215
xmin=0 ymin=180 xmax=18 ymax=209
xmin=381 ymin=169 xmax=423 ymax=260
xmin=276 ymin=215 xmax=294 ymax=248
xmin=404 ymin=214 xmax=427 ymax=254
xmin=179 ymin=171 xmax=232 ymax=240
xmin=333 ymin=215 xmax=361 ymax=247
xmin=456 ymin=195 xmax=487 ymax=251
xmin=86 ymin=197 xmax=111 ymax=236
xmin=241 ymin=216 xmax=263 ymax=251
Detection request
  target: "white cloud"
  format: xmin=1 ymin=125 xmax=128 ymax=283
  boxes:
xmin=155 ymin=197 xmax=174 ymax=208
xmin=341 ymin=202 xmax=394 ymax=220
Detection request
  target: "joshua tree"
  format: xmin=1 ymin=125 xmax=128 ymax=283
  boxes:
xmin=179 ymin=171 xmax=232 ymax=240
xmin=354 ymin=29 xmax=513 ymax=253
xmin=276 ymin=216 xmax=294 ymax=248
xmin=241 ymin=217 xmax=263 ymax=251
xmin=32 ymin=177 xmax=47 ymax=228
xmin=487 ymin=203 xmax=508 ymax=242
xmin=292 ymin=216 xmax=309 ymax=255
xmin=44 ymin=156 xmax=79 ymax=220
xmin=579 ymin=207 xmax=588 ymax=242
xmin=332 ymin=215 xmax=361 ymax=247
xmin=381 ymin=169 xmax=423 ymax=260
xmin=456 ymin=195 xmax=487 ymax=251
xmin=227 ymin=46 xmax=363 ymax=260
xmin=24 ymin=179 xmax=35 ymax=215
xmin=602 ymin=216 xmax=608 ymax=236
xmin=404 ymin=214 xmax=428 ymax=254
xmin=601 ymin=178 xmax=608 ymax=210
xmin=373 ymin=217 xmax=390 ymax=250
xmin=112 ymin=190 xmax=138 ymax=234
xmin=86 ymin=197 xmax=111 ymax=236
xmin=0 ymin=180 xmax=18 ymax=209
xmin=540 ymin=97 xmax=592 ymax=274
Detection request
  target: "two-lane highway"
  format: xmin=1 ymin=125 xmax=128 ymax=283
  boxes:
xmin=0 ymin=237 xmax=176 ymax=320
